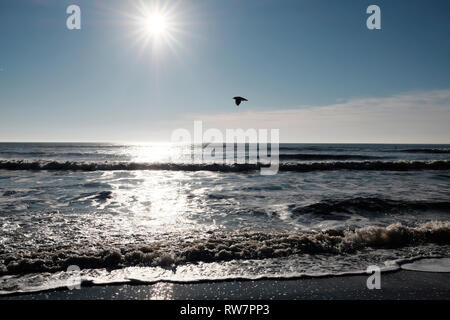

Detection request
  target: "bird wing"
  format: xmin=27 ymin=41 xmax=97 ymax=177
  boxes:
xmin=235 ymin=100 xmax=241 ymax=106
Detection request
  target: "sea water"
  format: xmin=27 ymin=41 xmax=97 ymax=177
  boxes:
xmin=0 ymin=143 xmax=449 ymax=294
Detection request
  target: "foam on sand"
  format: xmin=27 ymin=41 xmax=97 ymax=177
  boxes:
xmin=1 ymin=221 xmax=449 ymax=277
xmin=400 ymin=258 xmax=450 ymax=272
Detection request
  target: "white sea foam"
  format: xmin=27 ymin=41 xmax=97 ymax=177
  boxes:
xmin=400 ymin=257 xmax=450 ymax=272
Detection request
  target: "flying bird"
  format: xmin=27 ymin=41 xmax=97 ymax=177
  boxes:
xmin=233 ymin=96 xmax=248 ymax=106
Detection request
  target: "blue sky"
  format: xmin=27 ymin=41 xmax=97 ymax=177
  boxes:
xmin=1 ymin=0 xmax=450 ymax=142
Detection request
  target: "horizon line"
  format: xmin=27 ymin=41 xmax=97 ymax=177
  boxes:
xmin=0 ymin=141 xmax=450 ymax=145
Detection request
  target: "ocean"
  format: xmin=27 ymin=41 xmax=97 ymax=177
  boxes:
xmin=0 ymin=143 xmax=449 ymax=294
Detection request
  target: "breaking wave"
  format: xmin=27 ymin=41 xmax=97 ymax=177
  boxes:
xmin=0 ymin=151 xmax=122 ymax=158
xmin=279 ymin=153 xmax=382 ymax=160
xmin=1 ymin=160 xmax=450 ymax=172
xmin=401 ymin=148 xmax=450 ymax=154
xmin=289 ymin=197 xmax=450 ymax=217
xmin=1 ymin=221 xmax=449 ymax=276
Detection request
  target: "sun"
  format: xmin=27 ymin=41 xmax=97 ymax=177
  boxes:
xmin=145 ymin=12 xmax=168 ymax=37
xmin=125 ymin=0 xmax=186 ymax=56
xmin=124 ymin=0 xmax=189 ymax=59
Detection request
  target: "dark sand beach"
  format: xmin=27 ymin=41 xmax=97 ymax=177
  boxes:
xmin=1 ymin=270 xmax=449 ymax=300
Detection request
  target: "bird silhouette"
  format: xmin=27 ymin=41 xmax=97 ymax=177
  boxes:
xmin=233 ymin=96 xmax=248 ymax=106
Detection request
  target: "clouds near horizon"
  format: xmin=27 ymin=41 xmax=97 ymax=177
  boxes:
xmin=180 ymin=89 xmax=450 ymax=144
xmin=1 ymin=89 xmax=450 ymax=143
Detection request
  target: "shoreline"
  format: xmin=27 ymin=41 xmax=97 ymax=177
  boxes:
xmin=1 ymin=270 xmax=449 ymax=300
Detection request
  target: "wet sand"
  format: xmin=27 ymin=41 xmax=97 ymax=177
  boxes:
xmin=1 ymin=270 xmax=449 ymax=300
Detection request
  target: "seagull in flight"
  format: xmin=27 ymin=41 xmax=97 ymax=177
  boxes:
xmin=233 ymin=96 xmax=248 ymax=106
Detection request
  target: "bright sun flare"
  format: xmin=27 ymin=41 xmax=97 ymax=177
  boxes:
xmin=128 ymin=1 xmax=184 ymax=56
xmin=145 ymin=13 xmax=168 ymax=36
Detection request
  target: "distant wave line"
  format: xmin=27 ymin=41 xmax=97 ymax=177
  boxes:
xmin=1 ymin=159 xmax=450 ymax=172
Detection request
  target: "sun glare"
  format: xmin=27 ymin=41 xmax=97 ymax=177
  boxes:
xmin=145 ymin=12 xmax=168 ymax=36
xmin=127 ymin=1 xmax=186 ymax=56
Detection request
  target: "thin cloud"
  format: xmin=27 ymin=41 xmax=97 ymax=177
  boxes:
xmin=183 ymin=89 xmax=450 ymax=143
